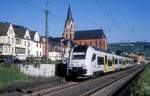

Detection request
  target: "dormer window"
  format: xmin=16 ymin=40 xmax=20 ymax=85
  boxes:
xmin=26 ymin=36 xmax=30 ymax=39
xmin=9 ymin=30 xmax=13 ymax=34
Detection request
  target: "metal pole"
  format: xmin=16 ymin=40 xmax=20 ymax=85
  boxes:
xmin=45 ymin=9 xmax=49 ymax=62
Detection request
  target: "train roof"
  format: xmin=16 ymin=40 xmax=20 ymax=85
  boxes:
xmin=73 ymin=46 xmax=132 ymax=59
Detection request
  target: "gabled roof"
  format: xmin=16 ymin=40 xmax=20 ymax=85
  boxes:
xmin=0 ymin=22 xmax=10 ymax=36
xmin=74 ymin=29 xmax=106 ymax=40
xmin=13 ymin=25 xmax=27 ymax=38
xmin=29 ymin=31 xmax=36 ymax=40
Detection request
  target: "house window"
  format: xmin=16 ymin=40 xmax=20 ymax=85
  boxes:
xmin=40 ymin=51 xmax=41 ymax=56
xmin=15 ymin=47 xmax=25 ymax=54
xmin=16 ymin=39 xmax=21 ymax=44
xmin=12 ymin=38 xmax=14 ymax=44
xmin=36 ymin=51 xmax=38 ymax=56
xmin=4 ymin=47 xmax=7 ymax=53
xmin=28 ymin=42 xmax=30 ymax=47
xmin=28 ymin=50 xmax=30 ymax=55
xmin=103 ymin=41 xmax=105 ymax=48
xmin=104 ymin=43 xmax=105 ymax=49
xmin=26 ymin=36 xmax=30 ymax=39
xmin=100 ymin=41 xmax=101 ymax=46
xmin=90 ymin=41 xmax=92 ymax=46
xmin=24 ymin=41 xmax=26 ymax=46
xmin=36 ymin=43 xmax=38 ymax=47
xmin=0 ymin=46 xmax=2 ymax=53
xmin=7 ymin=47 xmax=10 ymax=53
xmin=8 ymin=37 xmax=10 ymax=44
xmin=12 ymin=47 xmax=13 ymax=54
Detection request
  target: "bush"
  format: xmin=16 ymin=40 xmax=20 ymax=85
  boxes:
xmin=130 ymin=67 xmax=150 ymax=96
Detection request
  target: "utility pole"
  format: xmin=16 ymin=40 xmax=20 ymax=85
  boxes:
xmin=45 ymin=9 xmax=49 ymax=62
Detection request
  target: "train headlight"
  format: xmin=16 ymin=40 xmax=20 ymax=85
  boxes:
xmin=82 ymin=64 xmax=86 ymax=68
xmin=69 ymin=64 xmax=73 ymax=67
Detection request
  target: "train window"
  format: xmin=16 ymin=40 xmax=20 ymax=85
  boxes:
xmin=97 ymin=57 xmax=104 ymax=65
xmin=119 ymin=59 xmax=121 ymax=64
xmin=115 ymin=59 xmax=118 ymax=64
xmin=73 ymin=46 xmax=88 ymax=53
xmin=72 ymin=55 xmax=85 ymax=59
xmin=108 ymin=60 xmax=112 ymax=66
xmin=91 ymin=53 xmax=96 ymax=61
xmin=122 ymin=60 xmax=126 ymax=65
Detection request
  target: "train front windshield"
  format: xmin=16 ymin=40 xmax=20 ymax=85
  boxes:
xmin=72 ymin=54 xmax=86 ymax=59
xmin=72 ymin=46 xmax=88 ymax=60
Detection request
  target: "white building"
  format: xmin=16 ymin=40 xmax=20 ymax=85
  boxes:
xmin=0 ymin=22 xmax=44 ymax=60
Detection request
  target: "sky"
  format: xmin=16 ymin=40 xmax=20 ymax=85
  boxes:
xmin=0 ymin=0 xmax=149 ymax=43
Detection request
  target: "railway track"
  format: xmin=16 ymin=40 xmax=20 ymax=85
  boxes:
xmin=18 ymin=65 xmax=144 ymax=96
xmin=44 ymin=65 xmax=144 ymax=96
xmin=2 ymin=65 xmax=144 ymax=96
xmin=0 ymin=82 xmax=77 ymax=96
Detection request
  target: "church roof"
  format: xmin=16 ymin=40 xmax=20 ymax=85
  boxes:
xmin=65 ymin=5 xmax=73 ymax=22
xmin=74 ymin=29 xmax=106 ymax=40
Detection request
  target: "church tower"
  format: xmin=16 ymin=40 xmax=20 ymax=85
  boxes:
xmin=63 ymin=5 xmax=74 ymax=40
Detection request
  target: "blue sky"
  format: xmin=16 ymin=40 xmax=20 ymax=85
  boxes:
xmin=0 ymin=0 xmax=149 ymax=43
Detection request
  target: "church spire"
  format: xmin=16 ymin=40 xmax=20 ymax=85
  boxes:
xmin=66 ymin=5 xmax=73 ymax=22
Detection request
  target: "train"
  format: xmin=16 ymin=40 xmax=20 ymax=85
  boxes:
xmin=66 ymin=46 xmax=134 ymax=79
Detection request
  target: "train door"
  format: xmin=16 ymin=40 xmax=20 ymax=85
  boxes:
xmin=121 ymin=59 xmax=126 ymax=69
xmin=115 ymin=58 xmax=121 ymax=71
xmin=104 ymin=55 xmax=108 ymax=73
xmin=108 ymin=58 xmax=112 ymax=72
xmin=91 ymin=53 xmax=97 ymax=75
xmin=112 ymin=57 xmax=115 ymax=72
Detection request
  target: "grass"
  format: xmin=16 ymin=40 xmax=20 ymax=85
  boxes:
xmin=0 ymin=64 xmax=35 ymax=87
xmin=130 ymin=65 xmax=150 ymax=96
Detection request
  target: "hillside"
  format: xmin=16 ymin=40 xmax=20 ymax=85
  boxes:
xmin=108 ymin=42 xmax=150 ymax=60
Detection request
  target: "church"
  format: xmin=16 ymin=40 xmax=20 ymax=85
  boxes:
xmin=62 ymin=5 xmax=107 ymax=51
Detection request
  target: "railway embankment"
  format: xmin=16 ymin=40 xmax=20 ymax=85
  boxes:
xmin=130 ymin=64 xmax=150 ymax=96
xmin=19 ymin=64 xmax=144 ymax=96
xmin=0 ymin=64 xmax=65 ymax=96
xmin=112 ymin=63 xmax=150 ymax=96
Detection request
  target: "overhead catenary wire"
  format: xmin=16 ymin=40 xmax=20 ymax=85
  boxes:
xmin=18 ymin=0 xmax=44 ymax=12
xmin=113 ymin=0 xmax=136 ymax=41
xmin=95 ymin=0 xmax=130 ymax=42
xmin=113 ymin=0 xmax=134 ymax=31
xmin=17 ymin=0 xmax=63 ymax=23
xmin=104 ymin=0 xmax=113 ymax=43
